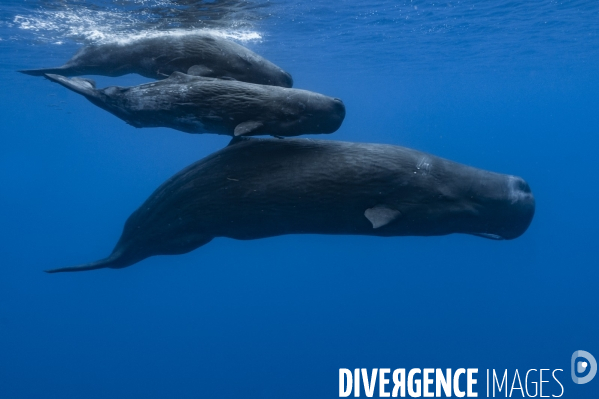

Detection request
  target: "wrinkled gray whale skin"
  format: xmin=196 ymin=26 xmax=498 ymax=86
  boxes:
xmin=20 ymin=33 xmax=293 ymax=87
xmin=43 ymin=72 xmax=345 ymax=137
xmin=47 ymin=137 xmax=535 ymax=273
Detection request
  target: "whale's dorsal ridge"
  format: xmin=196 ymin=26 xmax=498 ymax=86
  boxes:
xmin=364 ymin=205 xmax=401 ymax=229
xmin=167 ymin=71 xmax=194 ymax=80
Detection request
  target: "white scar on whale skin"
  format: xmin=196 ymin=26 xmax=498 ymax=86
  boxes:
xmin=416 ymin=156 xmax=432 ymax=175
xmin=507 ymin=175 xmax=529 ymax=205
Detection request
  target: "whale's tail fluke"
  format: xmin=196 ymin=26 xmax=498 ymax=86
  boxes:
xmin=45 ymin=249 xmax=134 ymax=273
xmin=43 ymin=73 xmax=97 ymax=96
xmin=19 ymin=67 xmax=68 ymax=76
xmin=45 ymin=258 xmax=113 ymax=273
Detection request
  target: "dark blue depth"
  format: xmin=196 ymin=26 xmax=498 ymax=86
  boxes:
xmin=0 ymin=1 xmax=598 ymax=398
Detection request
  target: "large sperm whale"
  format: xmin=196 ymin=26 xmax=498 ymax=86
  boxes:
xmin=43 ymin=73 xmax=345 ymax=137
xmin=20 ymin=33 xmax=293 ymax=87
xmin=46 ymin=137 xmax=535 ymax=273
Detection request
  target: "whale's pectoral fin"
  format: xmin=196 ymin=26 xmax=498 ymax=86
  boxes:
xmin=234 ymin=121 xmax=264 ymax=137
xmin=187 ymin=65 xmax=214 ymax=77
xmin=44 ymin=74 xmax=97 ymax=96
xmin=364 ymin=205 xmax=401 ymax=229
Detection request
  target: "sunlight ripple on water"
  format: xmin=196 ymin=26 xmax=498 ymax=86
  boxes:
xmin=1 ymin=0 xmax=599 ymax=73
xmin=3 ymin=0 xmax=265 ymax=45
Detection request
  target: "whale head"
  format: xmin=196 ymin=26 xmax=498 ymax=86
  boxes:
xmin=253 ymin=65 xmax=293 ymax=88
xmin=269 ymin=91 xmax=346 ymax=136
xmin=468 ymin=174 xmax=536 ymax=240
xmin=399 ymin=157 xmax=536 ymax=240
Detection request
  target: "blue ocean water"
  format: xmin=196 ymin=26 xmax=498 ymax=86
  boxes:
xmin=0 ymin=0 xmax=598 ymax=397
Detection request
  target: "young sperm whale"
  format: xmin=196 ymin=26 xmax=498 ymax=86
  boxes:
xmin=44 ymin=73 xmax=345 ymax=137
xmin=46 ymin=137 xmax=535 ymax=273
xmin=20 ymin=33 xmax=293 ymax=87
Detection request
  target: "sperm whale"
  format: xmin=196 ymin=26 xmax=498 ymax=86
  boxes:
xmin=20 ymin=32 xmax=293 ymax=87
xmin=47 ymin=137 xmax=535 ymax=273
